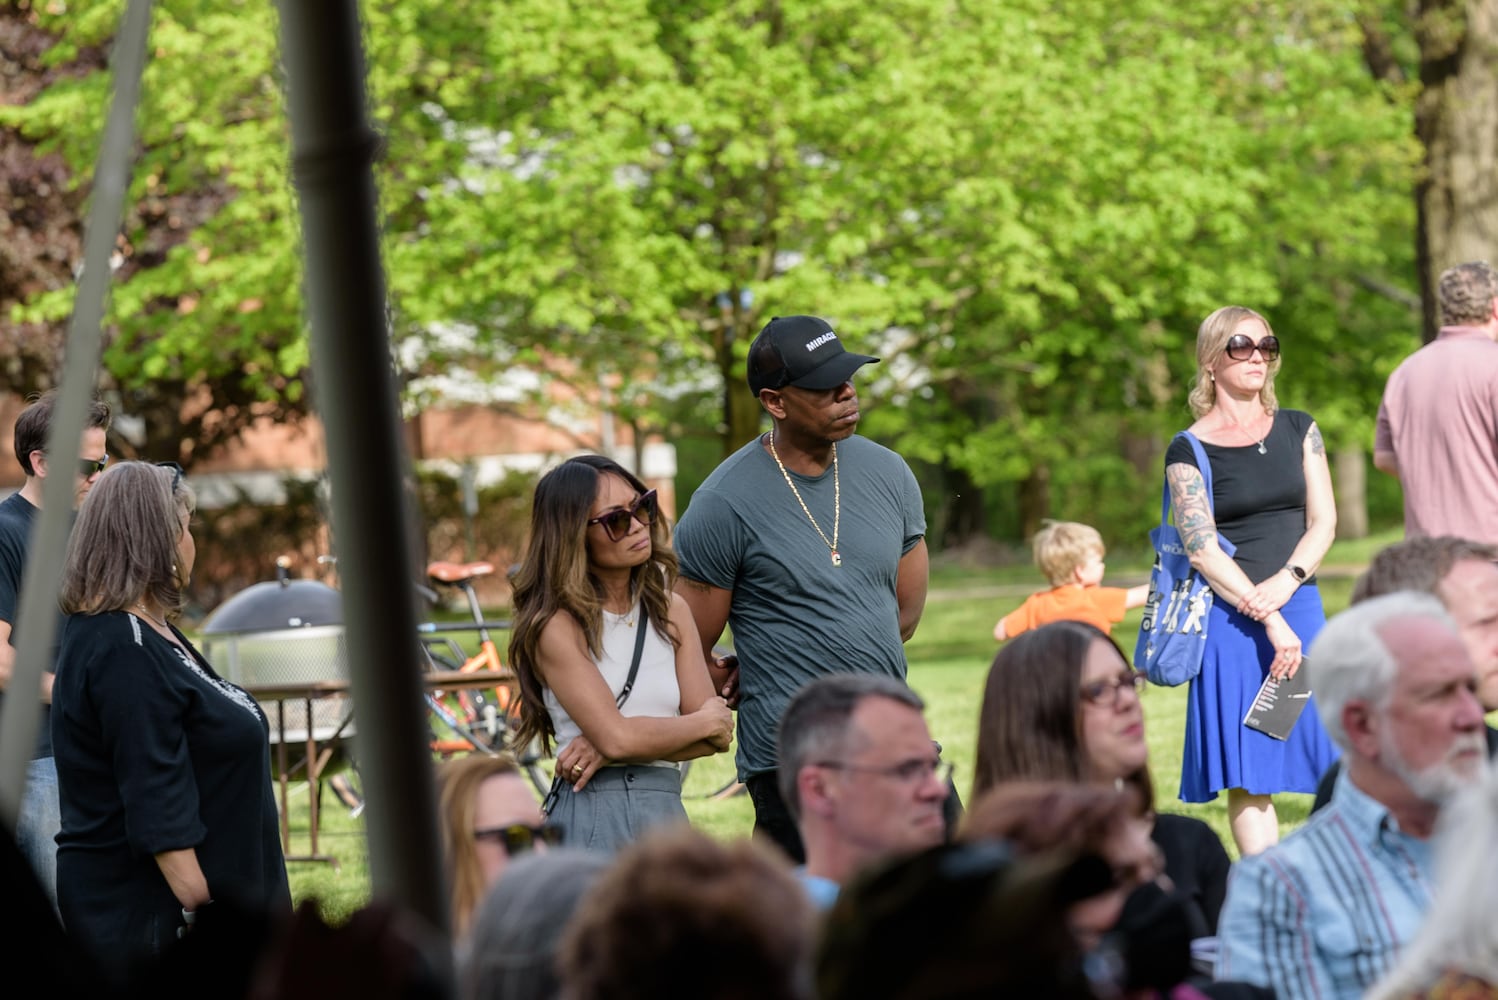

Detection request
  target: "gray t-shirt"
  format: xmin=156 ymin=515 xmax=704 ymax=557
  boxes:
xmin=674 ymin=434 xmax=926 ymax=778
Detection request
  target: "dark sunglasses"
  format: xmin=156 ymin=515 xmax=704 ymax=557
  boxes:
xmin=1224 ymin=334 xmax=1280 ymax=362
xmin=156 ymin=461 xmax=184 ymax=491
xmin=472 ymin=822 xmax=564 ymax=855
xmin=586 ymin=489 xmax=659 ymax=542
xmin=78 ymin=455 xmax=109 ymax=478
xmin=1080 ymin=670 xmax=1147 ymax=706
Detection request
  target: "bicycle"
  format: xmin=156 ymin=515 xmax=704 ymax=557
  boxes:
xmin=419 ymin=559 xmax=551 ymax=796
xmin=320 ymin=557 xmax=552 ymax=812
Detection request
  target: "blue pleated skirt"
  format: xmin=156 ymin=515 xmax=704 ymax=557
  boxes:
xmin=1179 ymin=585 xmax=1341 ymax=803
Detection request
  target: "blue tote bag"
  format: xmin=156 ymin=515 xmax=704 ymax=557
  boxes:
xmin=1134 ymin=432 xmax=1236 ymax=686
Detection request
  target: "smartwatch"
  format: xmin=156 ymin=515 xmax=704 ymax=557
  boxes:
xmin=1285 ymin=564 xmax=1308 ymax=583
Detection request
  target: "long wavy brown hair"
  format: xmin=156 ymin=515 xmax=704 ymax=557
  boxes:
xmin=508 ymin=456 xmax=679 ymax=753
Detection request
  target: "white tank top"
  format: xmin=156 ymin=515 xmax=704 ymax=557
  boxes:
xmin=544 ymin=604 xmax=682 ymax=768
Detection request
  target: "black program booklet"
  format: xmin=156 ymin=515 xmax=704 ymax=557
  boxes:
xmin=1243 ymin=659 xmax=1313 ymax=741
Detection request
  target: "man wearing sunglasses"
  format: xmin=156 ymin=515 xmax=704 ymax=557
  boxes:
xmin=1376 ymin=260 xmax=1498 ymax=546
xmin=674 ymin=315 xmax=931 ymax=862
xmin=0 ymin=389 xmax=112 ymax=911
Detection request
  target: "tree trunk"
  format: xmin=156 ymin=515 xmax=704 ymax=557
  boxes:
xmin=1415 ymin=0 xmax=1498 ymax=343
xmin=1334 ymin=446 xmax=1369 ymax=540
xmin=1018 ymin=465 xmax=1052 ymax=542
xmin=940 ymin=465 xmax=988 ymax=548
xmin=724 ymin=379 xmax=763 ymax=459
xmin=715 ymin=297 xmax=764 ymax=458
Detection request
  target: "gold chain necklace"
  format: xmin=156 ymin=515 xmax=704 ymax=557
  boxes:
xmin=767 ymin=433 xmax=841 ymax=567
xmin=135 ymin=603 xmax=169 ymax=629
xmin=605 ymin=596 xmax=637 ymax=628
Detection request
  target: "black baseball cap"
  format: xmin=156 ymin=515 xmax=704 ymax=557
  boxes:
xmin=746 ymin=315 xmax=880 ymax=396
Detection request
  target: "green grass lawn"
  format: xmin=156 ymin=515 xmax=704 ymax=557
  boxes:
xmin=282 ymin=528 xmax=1396 ymax=918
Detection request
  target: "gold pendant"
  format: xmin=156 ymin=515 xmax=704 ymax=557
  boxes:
xmin=831 ymin=551 xmax=842 ymax=567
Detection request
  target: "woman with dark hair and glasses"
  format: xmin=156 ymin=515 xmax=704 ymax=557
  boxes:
xmin=974 ymin=622 xmax=1231 ymax=943
xmin=508 ymin=455 xmax=733 ymax=852
xmin=1165 ymin=306 xmax=1339 ymax=856
xmin=436 ymin=752 xmax=561 ymax=938
xmin=50 ymin=461 xmax=288 ymax=983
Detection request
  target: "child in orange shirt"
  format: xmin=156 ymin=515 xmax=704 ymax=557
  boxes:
xmin=992 ymin=520 xmax=1148 ymax=641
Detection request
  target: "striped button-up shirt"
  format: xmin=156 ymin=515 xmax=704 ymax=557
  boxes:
xmin=1215 ymin=771 xmax=1435 ymax=1000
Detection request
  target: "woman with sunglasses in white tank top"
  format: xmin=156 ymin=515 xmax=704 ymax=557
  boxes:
xmin=508 ymin=455 xmax=733 ymax=852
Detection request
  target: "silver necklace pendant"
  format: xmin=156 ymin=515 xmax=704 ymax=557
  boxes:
xmin=1257 ymin=441 xmax=1267 ymax=455
xmin=831 ymin=551 xmax=842 ymax=567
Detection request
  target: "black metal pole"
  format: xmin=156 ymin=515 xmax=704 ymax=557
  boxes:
xmin=0 ymin=0 xmax=153 ymax=831
xmin=273 ymin=0 xmax=452 ymax=962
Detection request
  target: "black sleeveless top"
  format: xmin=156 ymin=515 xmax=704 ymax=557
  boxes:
xmin=1164 ymin=409 xmax=1314 ymax=585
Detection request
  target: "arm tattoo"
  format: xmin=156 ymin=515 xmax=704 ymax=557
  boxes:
xmin=1307 ymin=424 xmax=1325 ymax=457
xmin=681 ymin=578 xmax=712 ymax=593
xmin=1166 ymin=464 xmax=1217 ymax=555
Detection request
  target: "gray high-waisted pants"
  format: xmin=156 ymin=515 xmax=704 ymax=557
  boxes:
xmin=544 ymin=764 xmax=687 ymax=853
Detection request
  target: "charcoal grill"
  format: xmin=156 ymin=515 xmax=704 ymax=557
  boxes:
xmin=199 ymin=578 xmax=352 ymax=744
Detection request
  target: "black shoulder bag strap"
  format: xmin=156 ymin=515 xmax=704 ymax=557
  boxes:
xmin=543 ymin=604 xmax=654 ymax=817
xmin=615 ymin=605 xmax=649 ymax=710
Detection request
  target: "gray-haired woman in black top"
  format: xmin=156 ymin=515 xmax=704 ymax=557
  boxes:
xmin=51 ymin=462 xmax=288 ymax=983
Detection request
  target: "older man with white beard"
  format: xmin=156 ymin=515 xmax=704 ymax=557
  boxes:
xmin=1216 ymin=591 xmax=1489 ymax=1000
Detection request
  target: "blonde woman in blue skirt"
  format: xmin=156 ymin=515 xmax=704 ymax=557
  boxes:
xmin=1163 ymin=306 xmax=1340 ymax=856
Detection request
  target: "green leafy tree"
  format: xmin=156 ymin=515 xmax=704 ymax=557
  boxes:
xmin=1 ymin=0 xmax=304 ymax=461
xmin=1 ymin=0 xmax=1419 ymax=550
xmin=1356 ymin=0 xmax=1498 ymax=343
xmin=852 ymin=0 xmax=1416 ymax=543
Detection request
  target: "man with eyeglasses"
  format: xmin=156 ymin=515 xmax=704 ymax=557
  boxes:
xmin=1216 ymin=592 xmax=1489 ymax=1000
xmin=0 ymin=389 xmax=111 ymax=911
xmin=1375 ymin=259 xmax=1498 ymax=546
xmin=776 ymin=675 xmax=947 ymax=907
xmin=675 ymin=315 xmax=931 ymax=862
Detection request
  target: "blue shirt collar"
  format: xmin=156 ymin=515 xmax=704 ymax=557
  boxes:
xmin=1332 ymin=766 xmax=1439 ymax=849
xmin=1332 ymin=766 xmax=1404 ymax=843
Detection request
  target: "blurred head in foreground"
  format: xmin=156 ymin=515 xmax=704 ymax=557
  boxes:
xmin=560 ymin=828 xmax=813 ymax=1000
xmin=816 ymin=839 xmax=1106 ymax=1000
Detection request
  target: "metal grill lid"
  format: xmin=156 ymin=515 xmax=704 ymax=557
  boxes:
xmin=201 ymin=579 xmax=343 ymax=634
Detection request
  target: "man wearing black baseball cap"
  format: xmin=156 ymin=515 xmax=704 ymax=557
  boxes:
xmin=744 ymin=315 xmax=881 ymax=396
xmin=673 ymin=315 xmax=932 ymax=861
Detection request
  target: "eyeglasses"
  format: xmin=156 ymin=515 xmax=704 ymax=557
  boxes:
xmin=815 ymin=755 xmax=952 ymax=787
xmin=472 ymin=822 xmax=565 ymax=855
xmin=586 ymin=489 xmax=659 ymax=542
xmin=78 ymin=455 xmax=109 ymax=478
xmin=156 ymin=461 xmax=184 ymax=491
xmin=1079 ymin=670 xmax=1147 ymax=706
xmin=1224 ymin=334 xmax=1280 ymax=362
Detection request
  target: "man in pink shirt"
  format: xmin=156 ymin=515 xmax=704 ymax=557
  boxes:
xmin=1375 ymin=260 xmax=1498 ymax=545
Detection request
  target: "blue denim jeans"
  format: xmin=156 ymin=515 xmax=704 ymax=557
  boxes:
xmin=16 ymin=756 xmax=60 ymax=916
